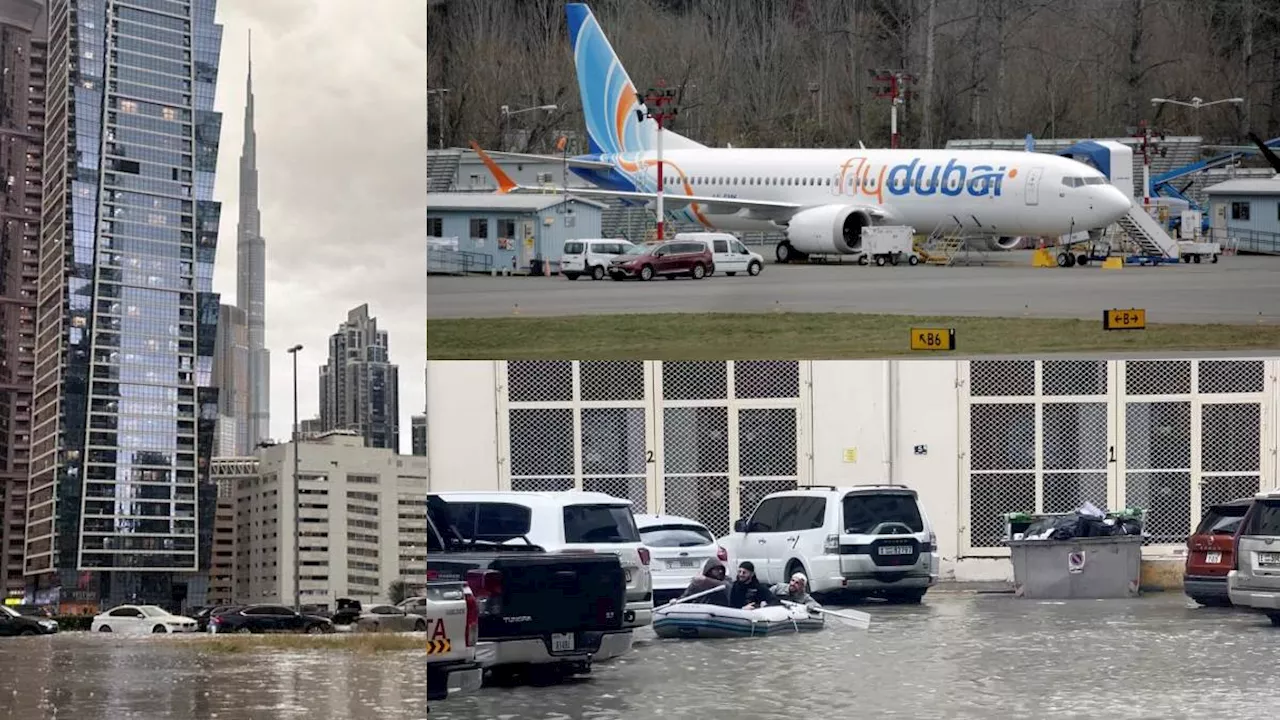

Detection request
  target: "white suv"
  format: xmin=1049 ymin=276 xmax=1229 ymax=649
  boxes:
xmin=718 ymin=485 xmax=939 ymax=603
xmin=560 ymin=239 xmax=636 ymax=281
xmin=427 ymin=490 xmax=653 ymax=658
xmin=673 ymin=232 xmax=764 ymax=277
xmin=1228 ymin=491 xmax=1280 ymax=626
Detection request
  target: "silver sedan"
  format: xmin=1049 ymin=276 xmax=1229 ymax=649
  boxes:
xmin=344 ymin=604 xmax=430 ymax=633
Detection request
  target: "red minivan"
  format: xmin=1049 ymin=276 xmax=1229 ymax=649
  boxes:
xmin=1184 ymin=496 xmax=1255 ymax=606
xmin=608 ymin=240 xmax=714 ymax=281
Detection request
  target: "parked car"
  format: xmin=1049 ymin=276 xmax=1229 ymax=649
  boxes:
xmin=207 ymin=604 xmax=334 ymax=634
xmin=561 ymin=239 xmax=637 ymax=281
xmin=635 ymin=513 xmax=727 ymax=605
xmin=0 ymin=605 xmax=58 ymax=636
xmin=674 ymin=232 xmax=765 ymax=277
xmin=718 ymin=484 xmax=939 ymax=604
xmin=331 ymin=599 xmax=430 ymax=633
xmin=1184 ymin=497 xmax=1254 ymax=607
xmin=425 ymin=579 xmax=483 ymax=702
xmin=428 ymin=494 xmax=627 ymax=681
xmin=9 ymin=604 xmax=53 ymax=619
xmin=91 ymin=605 xmax=198 ymax=634
xmin=607 ymin=239 xmax=714 ymax=280
xmin=192 ymin=605 xmax=243 ymax=633
xmin=1228 ymin=491 xmax=1280 ymax=625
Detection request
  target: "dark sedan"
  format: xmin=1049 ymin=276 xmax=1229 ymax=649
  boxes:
xmin=0 ymin=605 xmax=58 ymax=636
xmin=207 ymin=604 xmax=333 ymax=634
xmin=193 ymin=605 xmax=243 ymax=632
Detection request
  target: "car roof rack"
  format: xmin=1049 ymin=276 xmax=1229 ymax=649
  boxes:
xmin=801 ymin=485 xmax=841 ymax=491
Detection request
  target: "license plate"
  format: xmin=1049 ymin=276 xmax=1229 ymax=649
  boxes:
xmin=667 ymin=558 xmax=698 ymax=569
xmin=878 ymin=545 xmax=913 ymax=556
xmin=1259 ymin=552 xmax=1280 ymax=565
xmin=1205 ymin=551 xmax=1222 ymax=564
xmin=550 ymin=632 xmax=575 ymax=652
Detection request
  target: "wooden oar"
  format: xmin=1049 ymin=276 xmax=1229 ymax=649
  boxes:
xmin=780 ymin=599 xmax=872 ymax=630
xmin=664 ymin=584 xmax=728 ymax=606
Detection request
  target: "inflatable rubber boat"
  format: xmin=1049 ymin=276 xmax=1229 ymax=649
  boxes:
xmin=652 ymin=602 xmax=825 ymax=639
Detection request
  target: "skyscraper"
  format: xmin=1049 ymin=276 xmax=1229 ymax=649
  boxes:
xmin=237 ymin=32 xmax=268 ymax=449
xmin=212 ymin=303 xmax=248 ymax=455
xmin=319 ymin=305 xmax=399 ymax=451
xmin=0 ymin=0 xmax=46 ymax=600
xmin=410 ymin=414 xmax=426 ymax=456
xmin=25 ymin=0 xmax=224 ymax=608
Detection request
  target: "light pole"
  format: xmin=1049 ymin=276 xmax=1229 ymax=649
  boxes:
xmin=639 ymin=84 xmax=680 ymax=240
xmin=1150 ymin=96 xmax=1244 ymax=139
xmin=499 ymin=103 xmax=557 ymax=152
xmin=287 ymin=343 xmax=303 ymax=610
xmin=428 ymin=88 xmax=450 ymax=150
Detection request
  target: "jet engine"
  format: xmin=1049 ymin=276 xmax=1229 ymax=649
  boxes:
xmin=981 ymin=236 xmax=1026 ymax=251
xmin=778 ymin=205 xmax=873 ymax=262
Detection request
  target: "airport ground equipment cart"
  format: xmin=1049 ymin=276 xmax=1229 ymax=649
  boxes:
xmin=857 ymin=225 xmax=920 ymax=266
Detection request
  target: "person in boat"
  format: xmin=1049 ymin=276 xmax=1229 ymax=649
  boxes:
xmin=729 ymin=561 xmax=779 ymax=610
xmin=677 ymin=558 xmax=732 ymax=607
xmin=770 ymin=572 xmax=822 ymax=612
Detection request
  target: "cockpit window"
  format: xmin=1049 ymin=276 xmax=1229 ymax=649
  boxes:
xmin=1084 ymin=177 xmax=1107 ymax=185
xmin=1062 ymin=177 xmax=1083 ymax=188
xmin=1062 ymin=176 xmax=1108 ymax=188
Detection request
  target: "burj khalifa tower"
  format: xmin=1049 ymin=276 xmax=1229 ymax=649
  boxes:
xmin=238 ymin=35 xmax=269 ymax=449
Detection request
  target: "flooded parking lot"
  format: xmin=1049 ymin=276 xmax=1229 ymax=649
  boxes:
xmin=3 ymin=593 xmax=1278 ymax=720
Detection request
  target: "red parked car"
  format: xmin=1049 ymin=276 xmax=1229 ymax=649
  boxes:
xmin=608 ymin=240 xmax=714 ymax=281
xmin=1184 ymin=496 xmax=1255 ymax=606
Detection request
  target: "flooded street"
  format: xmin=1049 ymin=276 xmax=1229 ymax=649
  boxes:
xmin=3 ymin=592 xmax=1278 ymax=719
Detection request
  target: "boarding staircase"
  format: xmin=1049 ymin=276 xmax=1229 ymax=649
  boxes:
xmin=1115 ymin=202 xmax=1180 ymax=259
xmin=918 ymin=222 xmax=990 ymax=266
xmin=427 ymin=149 xmax=462 ymax=192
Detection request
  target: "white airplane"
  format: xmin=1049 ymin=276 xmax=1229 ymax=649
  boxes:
xmin=497 ymin=3 xmax=1133 ymax=263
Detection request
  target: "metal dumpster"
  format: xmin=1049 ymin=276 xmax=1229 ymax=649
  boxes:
xmin=1007 ymin=535 xmax=1144 ymax=599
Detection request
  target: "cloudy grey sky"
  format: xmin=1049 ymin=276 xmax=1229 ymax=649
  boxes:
xmin=211 ymin=0 xmax=426 ymax=452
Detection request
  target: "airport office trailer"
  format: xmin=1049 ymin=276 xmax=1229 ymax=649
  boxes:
xmin=425 ymin=359 xmax=1280 ymax=583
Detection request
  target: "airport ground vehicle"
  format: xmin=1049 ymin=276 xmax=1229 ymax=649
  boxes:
xmin=673 ymin=232 xmax=764 ymax=276
xmin=425 ymin=581 xmax=483 ymax=703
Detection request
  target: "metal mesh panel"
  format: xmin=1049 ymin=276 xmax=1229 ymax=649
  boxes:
xmin=511 ymin=478 xmax=575 ymax=492
xmin=1042 ymin=361 xmax=1108 ymax=396
xmin=662 ymin=407 xmax=729 ymax=474
xmin=1124 ymin=402 xmax=1191 ymax=470
xmin=506 ymin=361 xmax=573 ymax=402
xmin=509 ymin=408 xmax=574 ymax=477
xmin=1201 ymin=404 xmax=1261 ymax=473
xmin=1124 ymin=360 xmax=1191 ymax=396
xmin=583 ymin=477 xmax=648 ymax=514
xmin=581 ymin=408 xmax=647 ymax=475
xmin=969 ymin=360 xmax=1035 ymax=396
xmin=1123 ymin=471 xmax=1191 ymax=545
xmin=968 ymin=473 xmax=1036 ymax=547
xmin=969 ymin=404 xmax=1035 ymax=471
xmin=1199 ymin=475 xmax=1261 ymax=510
xmin=733 ymin=361 xmax=800 ymax=399
xmin=1043 ymin=472 xmax=1109 ymax=513
xmin=1197 ymin=360 xmax=1265 ymax=394
xmin=738 ymin=408 xmax=797 ymax=477
xmin=663 ymin=476 xmax=731 ymax=537
xmin=662 ymin=361 xmax=728 ymax=400
xmin=738 ymin=479 xmax=797 ymax=523
xmin=579 ymin=361 xmax=646 ymax=402
xmin=1042 ymin=403 xmax=1108 ymax=470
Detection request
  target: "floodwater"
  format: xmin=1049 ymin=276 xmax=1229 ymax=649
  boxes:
xmin=3 ymin=593 xmax=1279 ymax=720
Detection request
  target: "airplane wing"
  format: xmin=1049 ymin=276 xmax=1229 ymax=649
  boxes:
xmin=511 ymin=184 xmax=835 ymax=220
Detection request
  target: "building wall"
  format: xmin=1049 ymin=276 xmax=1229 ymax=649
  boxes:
xmin=1206 ymin=192 xmax=1280 ymax=252
xmin=237 ymin=433 xmax=428 ymax=610
xmin=426 ymin=360 xmax=1280 ymax=582
xmin=0 ymin=0 xmax=45 ymax=602
xmin=213 ymin=303 xmax=249 ymax=455
xmin=428 ymin=200 xmax=604 ymax=270
xmin=411 ymin=414 xmax=427 ymax=456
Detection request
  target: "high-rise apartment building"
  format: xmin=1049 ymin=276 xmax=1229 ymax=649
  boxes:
xmin=410 ymin=414 xmax=426 ymax=456
xmin=25 ymin=0 xmax=224 ymax=609
xmin=212 ymin=302 xmax=247 ymax=455
xmin=237 ymin=35 xmax=267 ymax=450
xmin=319 ymin=304 xmax=399 ymax=451
xmin=0 ymin=0 xmax=46 ymax=601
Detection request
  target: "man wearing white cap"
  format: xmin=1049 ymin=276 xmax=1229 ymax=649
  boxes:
xmin=770 ymin=572 xmax=821 ymax=611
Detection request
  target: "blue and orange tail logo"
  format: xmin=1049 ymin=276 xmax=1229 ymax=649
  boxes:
xmin=566 ymin=3 xmax=652 ymax=157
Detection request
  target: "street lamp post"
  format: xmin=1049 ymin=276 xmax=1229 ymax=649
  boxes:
xmin=287 ymin=343 xmax=303 ymax=610
xmin=1150 ymin=96 xmax=1244 ymax=139
xmin=499 ymin=103 xmax=558 ymax=152
xmin=428 ymin=88 xmax=450 ymax=150
xmin=639 ymin=84 xmax=680 ymax=241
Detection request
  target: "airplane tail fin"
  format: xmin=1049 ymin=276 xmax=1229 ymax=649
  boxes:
xmin=468 ymin=140 xmax=517 ymax=194
xmin=565 ymin=3 xmax=705 ymax=156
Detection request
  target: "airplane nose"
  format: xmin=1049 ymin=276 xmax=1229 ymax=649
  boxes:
xmin=1099 ymin=187 xmax=1133 ymax=221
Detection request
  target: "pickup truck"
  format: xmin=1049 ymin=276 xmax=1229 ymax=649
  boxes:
xmin=425 ymin=581 xmax=483 ymax=703
xmin=428 ymin=495 xmax=628 ymax=682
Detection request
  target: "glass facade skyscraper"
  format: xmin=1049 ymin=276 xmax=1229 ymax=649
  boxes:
xmin=25 ymin=0 xmax=223 ymax=608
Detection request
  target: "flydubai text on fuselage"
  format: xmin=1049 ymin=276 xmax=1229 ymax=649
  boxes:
xmin=527 ymin=3 xmax=1134 ymax=259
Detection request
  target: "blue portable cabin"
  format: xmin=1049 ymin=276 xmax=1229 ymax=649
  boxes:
xmin=426 ymin=193 xmax=608 ymax=273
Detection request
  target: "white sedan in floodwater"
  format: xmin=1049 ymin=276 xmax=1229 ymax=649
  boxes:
xmin=91 ymin=605 xmax=199 ymax=634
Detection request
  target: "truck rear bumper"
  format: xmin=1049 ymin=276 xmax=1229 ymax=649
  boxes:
xmin=475 ymin=629 xmax=632 ymax=668
xmin=427 ymin=660 xmax=483 ymax=702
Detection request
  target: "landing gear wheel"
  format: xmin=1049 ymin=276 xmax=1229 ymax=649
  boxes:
xmin=590 ymin=265 xmax=605 ymax=281
xmin=1076 ymin=254 xmax=1090 ymax=267
xmin=874 ymin=255 xmax=887 ymax=267
xmin=1056 ymin=252 xmax=1070 ymax=267
xmin=1181 ymin=254 xmax=1190 ymax=263
xmin=775 ymin=242 xmax=793 ymax=263
xmin=907 ymin=255 xmax=920 ymax=266
xmin=857 ymin=255 xmax=869 ymax=266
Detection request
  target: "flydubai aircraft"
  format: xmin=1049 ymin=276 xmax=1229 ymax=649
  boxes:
xmin=502 ymin=3 xmax=1133 ymax=263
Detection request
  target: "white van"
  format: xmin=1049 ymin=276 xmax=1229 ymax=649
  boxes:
xmin=560 ymin=239 xmax=636 ymax=280
xmin=427 ymin=490 xmax=653 ymax=660
xmin=717 ymin=485 xmax=939 ymax=603
xmin=674 ymin=232 xmax=764 ymax=276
